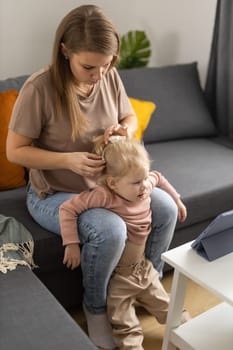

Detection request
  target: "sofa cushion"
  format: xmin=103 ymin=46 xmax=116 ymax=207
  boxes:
xmin=129 ymin=97 xmax=156 ymax=140
xmin=0 ymin=267 xmax=96 ymax=350
xmin=119 ymin=63 xmax=217 ymax=143
xmin=145 ymin=138 xmax=233 ymax=229
xmin=0 ymin=90 xmax=26 ymax=190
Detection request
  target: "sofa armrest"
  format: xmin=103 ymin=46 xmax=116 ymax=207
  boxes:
xmin=0 ymin=266 xmax=97 ymax=349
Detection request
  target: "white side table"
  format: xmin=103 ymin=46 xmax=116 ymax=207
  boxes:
xmin=161 ymin=241 xmax=233 ymax=350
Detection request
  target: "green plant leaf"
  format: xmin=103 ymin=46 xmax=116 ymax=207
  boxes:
xmin=117 ymin=30 xmax=151 ymax=69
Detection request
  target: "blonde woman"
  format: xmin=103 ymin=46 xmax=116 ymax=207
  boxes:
xmin=7 ymin=5 xmax=178 ymax=349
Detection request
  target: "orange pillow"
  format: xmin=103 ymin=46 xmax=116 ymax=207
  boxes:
xmin=129 ymin=97 xmax=156 ymax=140
xmin=0 ymin=90 xmax=26 ymax=190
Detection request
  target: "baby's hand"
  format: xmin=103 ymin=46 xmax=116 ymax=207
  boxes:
xmin=176 ymin=199 xmax=187 ymax=223
xmin=63 ymin=243 xmax=81 ymax=270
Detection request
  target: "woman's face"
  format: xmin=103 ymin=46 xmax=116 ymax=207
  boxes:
xmin=68 ymin=51 xmax=113 ymax=85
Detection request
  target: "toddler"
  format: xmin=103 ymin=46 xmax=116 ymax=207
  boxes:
xmin=59 ymin=136 xmax=188 ymax=350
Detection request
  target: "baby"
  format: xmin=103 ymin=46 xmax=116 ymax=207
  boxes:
xmin=59 ymin=136 xmax=189 ymax=350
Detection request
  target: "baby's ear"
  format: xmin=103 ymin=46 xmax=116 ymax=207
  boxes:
xmin=106 ymin=176 xmax=116 ymax=190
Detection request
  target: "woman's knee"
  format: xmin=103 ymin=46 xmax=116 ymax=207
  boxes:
xmin=79 ymin=208 xmax=127 ymax=248
xmin=150 ymin=188 xmax=178 ymax=222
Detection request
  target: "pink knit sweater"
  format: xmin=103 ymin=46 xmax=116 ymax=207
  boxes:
xmin=59 ymin=171 xmax=180 ymax=246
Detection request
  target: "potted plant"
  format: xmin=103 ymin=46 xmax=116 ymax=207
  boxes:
xmin=117 ymin=30 xmax=151 ymax=69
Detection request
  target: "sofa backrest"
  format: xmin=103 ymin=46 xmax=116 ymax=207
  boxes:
xmin=0 ymin=75 xmax=29 ymax=92
xmin=119 ymin=62 xmax=217 ymax=143
xmin=0 ymin=62 xmax=217 ymax=144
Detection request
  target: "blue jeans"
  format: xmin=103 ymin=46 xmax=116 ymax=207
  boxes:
xmin=26 ymin=184 xmax=177 ymax=314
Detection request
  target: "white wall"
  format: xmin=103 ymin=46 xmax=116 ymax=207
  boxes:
xmin=0 ymin=0 xmax=217 ymax=86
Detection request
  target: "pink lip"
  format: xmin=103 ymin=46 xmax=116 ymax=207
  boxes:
xmin=138 ymin=191 xmax=147 ymax=199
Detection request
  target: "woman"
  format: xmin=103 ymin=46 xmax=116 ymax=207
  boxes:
xmin=6 ymin=5 xmax=178 ymax=349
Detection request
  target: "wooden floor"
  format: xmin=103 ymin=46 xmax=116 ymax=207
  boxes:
xmin=70 ymin=270 xmax=221 ymax=350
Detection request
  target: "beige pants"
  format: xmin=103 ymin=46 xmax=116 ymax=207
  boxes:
xmin=107 ymin=241 xmax=169 ymax=350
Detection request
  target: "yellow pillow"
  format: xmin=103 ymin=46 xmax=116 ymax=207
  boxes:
xmin=129 ymin=97 xmax=156 ymax=140
xmin=0 ymin=90 xmax=26 ymax=190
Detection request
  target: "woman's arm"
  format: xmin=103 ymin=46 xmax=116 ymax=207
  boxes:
xmin=6 ymin=130 xmax=105 ymax=177
xmin=7 ymin=130 xmax=67 ymax=169
xmin=120 ymin=113 xmax=138 ymax=138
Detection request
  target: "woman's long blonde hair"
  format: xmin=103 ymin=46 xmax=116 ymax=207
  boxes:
xmin=93 ymin=136 xmax=151 ymax=185
xmin=50 ymin=5 xmax=120 ymax=141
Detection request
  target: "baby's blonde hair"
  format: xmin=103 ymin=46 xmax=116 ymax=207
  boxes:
xmin=93 ymin=135 xmax=151 ymax=185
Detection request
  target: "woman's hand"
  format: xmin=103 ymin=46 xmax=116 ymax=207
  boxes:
xmin=66 ymin=152 xmax=105 ymax=177
xmin=104 ymin=123 xmax=129 ymax=144
xmin=63 ymin=243 xmax=81 ymax=270
xmin=176 ymin=199 xmax=187 ymax=223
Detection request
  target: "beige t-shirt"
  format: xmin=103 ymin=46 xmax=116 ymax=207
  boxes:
xmin=9 ymin=67 xmax=133 ymax=197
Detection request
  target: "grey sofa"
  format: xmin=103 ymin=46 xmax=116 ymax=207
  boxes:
xmin=0 ymin=266 xmax=97 ymax=350
xmin=1 ymin=62 xmax=233 ymax=310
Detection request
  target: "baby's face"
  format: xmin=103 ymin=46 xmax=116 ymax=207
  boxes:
xmin=112 ymin=168 xmax=150 ymax=202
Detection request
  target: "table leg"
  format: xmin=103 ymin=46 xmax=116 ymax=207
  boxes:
xmin=162 ymin=269 xmax=189 ymax=350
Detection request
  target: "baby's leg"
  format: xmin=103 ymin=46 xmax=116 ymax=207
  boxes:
xmin=137 ymin=268 xmax=169 ymax=324
xmin=107 ymin=273 xmax=144 ymax=350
